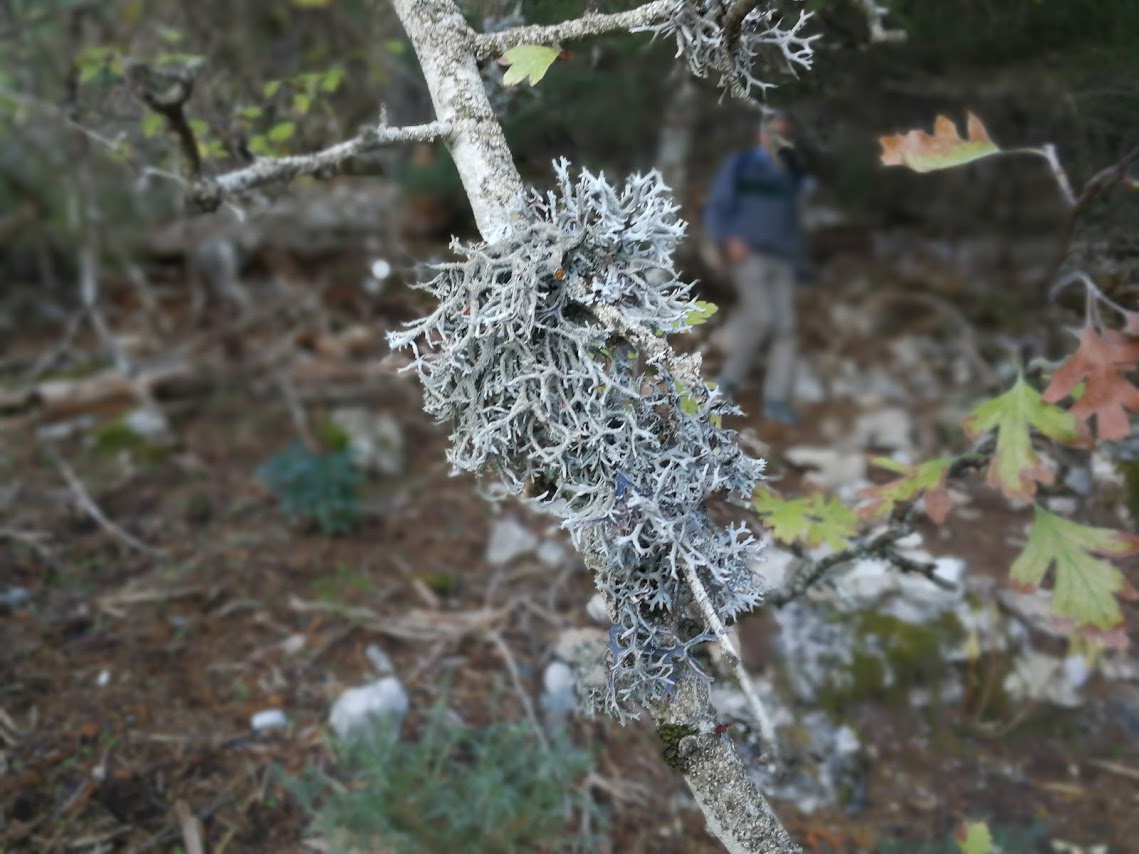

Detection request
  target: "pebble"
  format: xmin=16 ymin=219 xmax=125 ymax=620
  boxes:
xmin=251 ymin=709 xmax=288 ymax=731
xmin=329 ymin=677 xmax=408 ymax=740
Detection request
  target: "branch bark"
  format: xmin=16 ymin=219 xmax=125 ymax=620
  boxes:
xmin=472 ymin=0 xmax=672 ymax=61
xmin=188 ymin=120 xmax=451 ymax=211
xmin=390 ymin=1 xmax=801 ymax=850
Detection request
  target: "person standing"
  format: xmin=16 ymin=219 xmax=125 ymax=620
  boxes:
xmin=703 ymin=111 xmax=809 ymax=425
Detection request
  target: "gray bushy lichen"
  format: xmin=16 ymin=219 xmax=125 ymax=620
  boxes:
xmin=389 ymin=160 xmax=766 ymax=720
xmin=651 ymin=0 xmax=818 ymax=98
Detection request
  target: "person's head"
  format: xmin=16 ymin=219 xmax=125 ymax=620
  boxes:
xmin=758 ymin=111 xmax=791 ymax=149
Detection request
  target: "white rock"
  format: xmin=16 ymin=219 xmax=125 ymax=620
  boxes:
xmin=585 ymin=592 xmax=610 ymax=625
xmin=997 ymin=587 xmax=1068 ymax=639
xmin=835 ymin=558 xmax=897 ymax=604
xmin=330 ymin=408 xmax=405 ymax=476
xmin=792 ymin=364 xmax=827 ymax=404
xmin=329 ymin=677 xmax=408 ymax=739
xmin=1091 ymin=452 xmax=1124 ymax=488
xmin=784 ymin=445 xmax=867 ymax=491
xmin=96 ymin=669 xmax=111 ymax=687
xmin=251 ymin=709 xmax=288 ymax=731
xmin=1046 ymin=496 xmax=1078 ymax=516
xmin=535 ymin=539 xmax=569 ymax=569
xmin=752 ymin=546 xmax=797 ymax=590
xmin=365 ymin=644 xmax=395 ymax=677
xmin=852 ymin=407 xmax=914 ymax=452
xmin=485 ymin=517 xmax=539 ymax=567
xmin=1004 ymin=651 xmax=1089 ymax=708
xmin=123 ymin=407 xmax=172 ymax=442
xmin=540 ymin=660 xmax=578 ymax=728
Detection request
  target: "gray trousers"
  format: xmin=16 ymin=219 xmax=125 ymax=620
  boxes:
xmin=718 ymin=252 xmax=797 ymax=402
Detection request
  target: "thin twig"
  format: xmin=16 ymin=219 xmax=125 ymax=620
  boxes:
xmin=472 ymin=0 xmax=672 ymax=60
xmin=676 ymin=548 xmax=779 ymax=758
xmin=43 ymin=444 xmax=165 ymax=556
xmin=487 ymin=630 xmax=550 ymax=750
xmin=191 ymin=120 xmax=452 ymax=211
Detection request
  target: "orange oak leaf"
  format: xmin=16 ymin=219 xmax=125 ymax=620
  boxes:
xmin=1043 ymin=323 xmax=1139 ymax=440
xmin=879 ymin=112 xmax=1000 ymax=173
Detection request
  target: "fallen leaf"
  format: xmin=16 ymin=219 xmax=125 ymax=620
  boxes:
xmin=879 ymin=112 xmax=1001 ymax=173
xmin=1043 ymin=323 xmax=1139 ymax=440
xmin=963 ymin=374 xmax=1084 ymax=501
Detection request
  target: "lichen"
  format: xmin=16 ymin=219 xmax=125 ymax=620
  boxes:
xmin=389 ymin=161 xmax=767 ymax=721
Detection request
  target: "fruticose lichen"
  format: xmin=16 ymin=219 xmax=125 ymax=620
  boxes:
xmin=647 ymin=0 xmax=819 ymax=99
xmin=389 ymin=160 xmax=767 ymax=720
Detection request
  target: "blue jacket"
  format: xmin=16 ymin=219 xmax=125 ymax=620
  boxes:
xmin=703 ymin=147 xmax=806 ymax=262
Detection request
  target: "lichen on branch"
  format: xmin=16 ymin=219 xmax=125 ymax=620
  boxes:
xmin=388 ymin=160 xmax=767 ymax=718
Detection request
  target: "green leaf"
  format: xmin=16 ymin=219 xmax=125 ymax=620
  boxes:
xmin=685 ymin=300 xmax=718 ymax=327
xmin=498 ymin=44 xmax=561 ymax=87
xmin=188 ymin=117 xmax=210 ymax=137
xmin=962 ymin=374 xmax=1082 ymax=501
xmin=268 ymin=121 xmax=296 ymax=143
xmin=320 ymin=65 xmax=345 ymax=93
xmin=141 ymin=113 xmax=165 ymax=138
xmin=1011 ymin=506 xmax=1139 ymax=630
xmin=753 ymin=490 xmax=859 ymax=550
xmin=248 ymin=134 xmax=272 ymax=156
xmin=293 ymin=92 xmax=312 ymax=114
xmin=858 ymin=456 xmax=956 ymax=523
xmin=955 ymin=820 xmax=994 ymax=854
xmin=236 ymin=105 xmax=263 ymax=120
xmin=263 ymin=80 xmax=281 ymax=98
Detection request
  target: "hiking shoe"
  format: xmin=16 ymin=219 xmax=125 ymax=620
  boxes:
xmin=763 ymin=399 xmax=800 ymax=425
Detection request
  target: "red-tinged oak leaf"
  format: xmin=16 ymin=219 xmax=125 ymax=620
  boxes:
xmin=1043 ymin=323 xmax=1139 ymax=440
xmin=879 ymin=112 xmax=1000 ymax=173
xmin=963 ymin=374 xmax=1083 ymax=501
xmin=858 ymin=456 xmax=955 ymax=523
xmin=1010 ymin=506 xmax=1139 ymax=631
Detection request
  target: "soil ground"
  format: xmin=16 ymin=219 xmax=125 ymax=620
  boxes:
xmin=2 ymin=265 xmax=1138 ymax=854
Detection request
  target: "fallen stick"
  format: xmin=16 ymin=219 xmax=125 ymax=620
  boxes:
xmin=44 ymin=444 xmax=165 ymax=557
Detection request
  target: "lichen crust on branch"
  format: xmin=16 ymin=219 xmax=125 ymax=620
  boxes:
xmin=388 ymin=160 xmax=767 ymax=719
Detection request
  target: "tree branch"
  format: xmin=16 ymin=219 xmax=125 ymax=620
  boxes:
xmin=188 ymin=120 xmax=451 ymax=212
xmin=472 ymin=0 xmax=672 ymax=60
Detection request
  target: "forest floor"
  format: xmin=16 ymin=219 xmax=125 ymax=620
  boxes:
xmin=1 ymin=236 xmax=1137 ymax=854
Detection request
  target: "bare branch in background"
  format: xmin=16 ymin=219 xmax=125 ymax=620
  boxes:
xmin=189 ymin=120 xmax=451 ymax=212
xmin=126 ymin=60 xmax=204 ymax=178
xmin=853 ymin=0 xmax=906 ymax=44
xmin=472 ymin=0 xmax=671 ymax=60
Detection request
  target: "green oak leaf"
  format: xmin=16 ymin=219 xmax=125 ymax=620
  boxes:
xmin=962 ymin=374 xmax=1082 ymax=501
xmin=1011 ymin=506 xmax=1139 ymax=630
xmin=753 ymin=490 xmax=859 ymax=549
xmin=499 ymin=44 xmax=561 ymax=87
xmin=685 ymin=300 xmax=718 ymax=326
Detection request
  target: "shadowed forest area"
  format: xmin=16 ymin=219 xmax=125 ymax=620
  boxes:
xmin=1 ymin=1 xmax=1138 ymax=852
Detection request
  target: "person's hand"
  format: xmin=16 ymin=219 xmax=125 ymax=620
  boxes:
xmin=724 ymin=237 xmax=749 ymax=264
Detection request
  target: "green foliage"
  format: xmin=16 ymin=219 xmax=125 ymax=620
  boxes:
xmin=963 ymin=374 xmax=1084 ymax=501
xmin=874 ymin=816 xmax=1051 ymax=854
xmin=753 ymin=488 xmax=860 ymax=550
xmin=288 ymin=702 xmax=604 ymax=853
xmin=1010 ymin=505 xmax=1139 ymax=631
xmin=499 ymin=44 xmax=561 ymax=87
xmin=257 ymin=443 xmax=362 ymax=535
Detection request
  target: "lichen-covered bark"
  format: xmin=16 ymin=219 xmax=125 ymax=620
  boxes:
xmin=388 ymin=2 xmax=800 ymax=851
xmin=391 ymin=0 xmax=525 ymax=242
